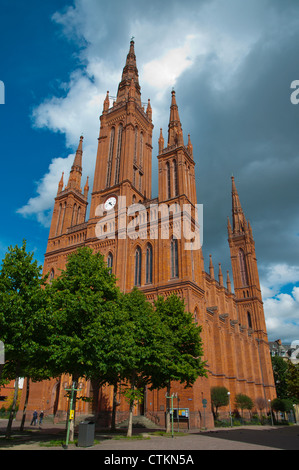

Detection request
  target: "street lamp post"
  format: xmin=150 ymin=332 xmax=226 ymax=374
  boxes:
xmin=268 ymin=399 xmax=274 ymax=426
xmin=165 ymin=392 xmax=176 ymax=438
xmin=227 ymin=392 xmax=233 ymax=427
xmin=64 ymin=381 xmax=79 ymax=449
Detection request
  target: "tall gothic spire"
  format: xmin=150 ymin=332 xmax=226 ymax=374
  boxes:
xmin=66 ymin=135 xmax=83 ymax=191
xmin=168 ymin=90 xmax=183 ymax=147
xmin=116 ymin=38 xmax=141 ymax=104
xmin=231 ymin=176 xmax=247 ymax=234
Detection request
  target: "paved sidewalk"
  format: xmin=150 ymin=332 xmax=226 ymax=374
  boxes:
xmin=1 ymin=420 xmax=298 ymax=451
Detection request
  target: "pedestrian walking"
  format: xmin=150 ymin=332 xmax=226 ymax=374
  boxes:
xmin=39 ymin=411 xmax=44 ymax=426
xmin=30 ymin=410 xmax=38 ymax=426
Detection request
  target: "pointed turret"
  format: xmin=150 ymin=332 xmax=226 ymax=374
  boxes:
xmin=84 ymin=176 xmax=89 ymax=199
xmin=116 ymin=39 xmax=141 ymax=104
xmin=187 ymin=134 xmax=193 ymax=158
xmin=57 ymin=172 xmax=64 ymax=195
xmin=226 ymin=270 xmax=232 ymax=293
xmin=231 ymin=176 xmax=247 ymax=234
xmin=168 ymin=90 xmax=183 ymax=147
xmin=66 ymin=135 xmax=83 ymax=191
xmin=209 ymin=254 xmax=215 ymax=279
xmin=103 ymin=91 xmax=110 ymax=113
xmin=159 ymin=128 xmax=164 ymax=154
xmin=146 ymin=98 xmax=152 ymax=121
xmin=218 ymin=263 xmax=223 ymax=286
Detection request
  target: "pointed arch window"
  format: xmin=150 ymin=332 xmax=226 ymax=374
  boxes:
xmin=238 ymin=248 xmax=249 ymax=286
xmin=134 ymin=126 xmax=138 ymax=165
xmin=134 ymin=246 xmax=142 ymax=286
xmin=56 ymin=203 xmax=62 ymax=236
xmin=247 ymin=311 xmax=253 ymax=329
xmin=107 ymin=252 xmax=113 ymax=274
xmin=49 ymin=269 xmax=55 ymax=284
xmin=146 ymin=244 xmax=153 ymax=284
xmin=59 ymin=202 xmax=66 ymax=235
xmin=106 ymin=127 xmax=115 ymax=187
xmin=71 ymin=204 xmax=77 ymax=227
xmin=166 ymin=161 xmax=171 ymax=199
xmin=114 ymin=124 xmax=123 ymax=184
xmin=140 ymin=132 xmax=143 ymax=168
xmin=173 ymin=159 xmax=178 ymax=196
xmin=170 ymin=237 xmax=179 ymax=278
xmin=77 ymin=206 xmax=81 ymax=225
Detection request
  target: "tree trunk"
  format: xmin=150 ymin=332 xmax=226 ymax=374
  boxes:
xmin=111 ymin=381 xmax=118 ymax=431
xmin=91 ymin=378 xmax=100 ymax=424
xmin=6 ymin=373 xmax=19 ymax=438
xmin=127 ymin=375 xmax=135 ymax=437
xmin=20 ymin=377 xmax=30 ymax=432
xmin=166 ymin=382 xmax=171 ymax=433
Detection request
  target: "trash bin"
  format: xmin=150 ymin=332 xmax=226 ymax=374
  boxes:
xmin=78 ymin=421 xmax=95 ymax=447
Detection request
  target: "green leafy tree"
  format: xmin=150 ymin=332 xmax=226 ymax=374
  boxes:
xmin=271 ymin=355 xmax=289 ymax=398
xmin=120 ymin=288 xmax=166 ymax=437
xmin=47 ymin=247 xmax=120 ymax=440
xmin=234 ymin=393 xmax=254 ymax=420
xmin=210 ymin=386 xmax=229 ymax=420
xmin=286 ymin=362 xmax=299 ymax=402
xmin=153 ymin=294 xmax=207 ymax=433
xmin=0 ymin=240 xmax=49 ymax=437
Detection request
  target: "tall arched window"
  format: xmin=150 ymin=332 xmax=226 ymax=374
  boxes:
xmin=77 ymin=206 xmax=81 ymax=225
xmin=134 ymin=126 xmax=138 ymax=165
xmin=134 ymin=246 xmax=142 ymax=286
xmin=173 ymin=159 xmax=178 ymax=196
xmin=146 ymin=244 xmax=153 ymax=284
xmin=140 ymin=132 xmax=143 ymax=168
xmin=56 ymin=203 xmax=62 ymax=236
xmin=166 ymin=161 xmax=171 ymax=199
xmin=49 ymin=269 xmax=55 ymax=284
xmin=107 ymin=252 xmax=113 ymax=274
xmin=71 ymin=204 xmax=77 ymax=227
xmin=59 ymin=202 xmax=66 ymax=234
xmin=247 ymin=311 xmax=253 ymax=329
xmin=170 ymin=237 xmax=178 ymax=278
xmin=238 ymin=248 xmax=249 ymax=286
xmin=114 ymin=124 xmax=123 ymax=184
xmin=106 ymin=127 xmax=115 ymax=187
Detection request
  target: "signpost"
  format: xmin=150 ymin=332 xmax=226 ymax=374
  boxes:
xmin=202 ymin=398 xmax=207 ymax=429
xmin=64 ymin=381 xmax=79 ymax=449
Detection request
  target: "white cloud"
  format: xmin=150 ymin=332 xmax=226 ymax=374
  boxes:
xmin=260 ymin=264 xmax=299 ymax=342
xmin=264 ymin=287 xmax=299 ymax=343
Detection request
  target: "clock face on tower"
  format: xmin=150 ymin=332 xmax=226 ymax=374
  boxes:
xmin=104 ymin=196 xmax=117 ymax=211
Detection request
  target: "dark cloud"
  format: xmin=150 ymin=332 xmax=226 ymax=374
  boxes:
xmin=172 ymin=9 xmax=299 ymax=280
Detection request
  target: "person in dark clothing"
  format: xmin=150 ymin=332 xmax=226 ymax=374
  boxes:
xmin=31 ymin=410 xmax=38 ymax=426
xmin=39 ymin=411 xmax=44 ymax=425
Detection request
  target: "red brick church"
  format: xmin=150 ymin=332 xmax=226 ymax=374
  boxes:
xmin=19 ymin=40 xmax=276 ymax=428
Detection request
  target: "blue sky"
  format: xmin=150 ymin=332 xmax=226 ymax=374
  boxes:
xmin=1 ymin=0 xmax=299 ymax=343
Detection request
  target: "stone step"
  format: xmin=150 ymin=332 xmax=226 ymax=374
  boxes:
xmin=118 ymin=415 xmax=163 ymax=429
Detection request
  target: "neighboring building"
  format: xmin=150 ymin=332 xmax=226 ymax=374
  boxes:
xmin=270 ymin=339 xmax=299 ymax=364
xmin=19 ymin=40 xmax=276 ymax=428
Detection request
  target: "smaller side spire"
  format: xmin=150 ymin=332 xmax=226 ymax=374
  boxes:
xmin=84 ymin=176 xmax=89 ymax=198
xmin=187 ymin=134 xmax=193 ymax=157
xmin=231 ymin=176 xmax=247 ymax=234
xmin=67 ymin=135 xmax=84 ymax=191
xmin=218 ymin=263 xmax=223 ymax=286
xmin=226 ymin=270 xmax=232 ymax=293
xmin=146 ymin=98 xmax=152 ymax=121
xmin=168 ymin=90 xmax=183 ymax=147
xmin=103 ymin=91 xmax=110 ymax=113
xmin=57 ymin=172 xmax=64 ymax=194
xmin=159 ymin=128 xmax=164 ymax=154
xmin=209 ymin=254 xmax=215 ymax=279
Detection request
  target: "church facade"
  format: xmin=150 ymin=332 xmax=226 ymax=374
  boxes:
xmin=19 ymin=40 xmax=276 ymax=428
